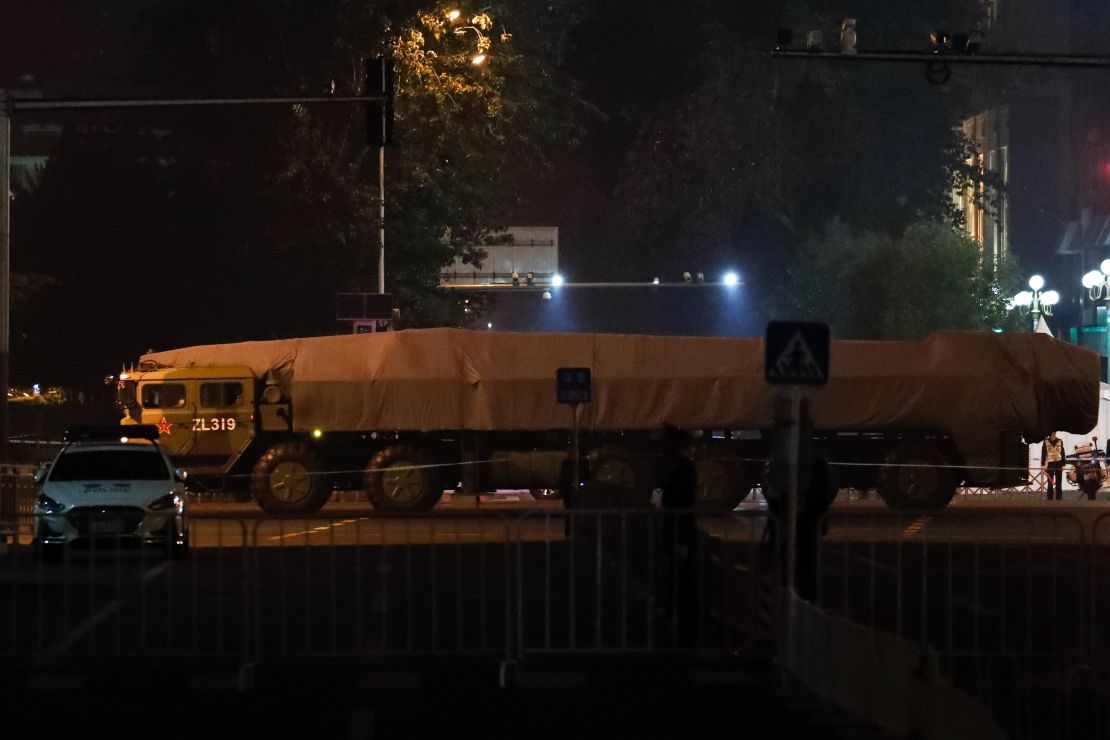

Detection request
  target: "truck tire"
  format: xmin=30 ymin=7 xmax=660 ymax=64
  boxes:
xmin=251 ymin=443 xmax=330 ymax=514
xmin=687 ymin=446 xmax=752 ymax=511
xmin=587 ymin=446 xmax=650 ymax=490
xmin=877 ymin=442 xmax=958 ymax=510
xmin=365 ymin=445 xmax=443 ymax=511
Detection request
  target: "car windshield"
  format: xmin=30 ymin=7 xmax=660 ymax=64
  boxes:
xmin=49 ymin=449 xmax=170 ymax=481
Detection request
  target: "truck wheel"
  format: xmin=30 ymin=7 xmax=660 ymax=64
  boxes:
xmin=365 ymin=446 xmax=443 ymax=511
xmin=587 ymin=446 xmax=650 ymax=491
xmin=687 ymin=447 xmax=752 ymax=511
xmin=529 ymin=488 xmax=563 ymax=500
xmin=877 ymin=442 xmax=958 ymax=510
xmin=251 ymin=443 xmax=329 ymax=514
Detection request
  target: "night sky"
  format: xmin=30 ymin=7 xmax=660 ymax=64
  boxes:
xmin=3 ymin=0 xmax=1110 ymax=385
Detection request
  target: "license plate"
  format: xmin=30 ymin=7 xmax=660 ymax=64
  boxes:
xmin=89 ymin=520 xmax=123 ymax=535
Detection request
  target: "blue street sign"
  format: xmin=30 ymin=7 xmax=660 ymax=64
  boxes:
xmin=557 ymin=367 xmax=592 ymax=404
xmin=765 ymin=321 xmax=830 ymax=386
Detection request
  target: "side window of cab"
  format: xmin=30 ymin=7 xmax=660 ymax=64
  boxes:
xmin=140 ymin=383 xmax=187 ymax=409
xmin=199 ymin=382 xmax=245 ymax=409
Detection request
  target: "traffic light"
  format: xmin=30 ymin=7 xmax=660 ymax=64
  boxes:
xmin=365 ymin=56 xmax=395 ymax=146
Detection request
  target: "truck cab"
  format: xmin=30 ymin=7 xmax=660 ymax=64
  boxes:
xmin=117 ymin=365 xmax=270 ymax=482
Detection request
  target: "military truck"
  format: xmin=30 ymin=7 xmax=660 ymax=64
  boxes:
xmin=116 ymin=328 xmax=1098 ymax=513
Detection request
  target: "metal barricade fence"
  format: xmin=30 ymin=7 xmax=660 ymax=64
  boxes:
xmin=0 ymin=465 xmax=37 ymax=542
xmin=815 ymin=507 xmax=1100 ymax=740
xmin=0 ymin=508 xmax=779 ymax=677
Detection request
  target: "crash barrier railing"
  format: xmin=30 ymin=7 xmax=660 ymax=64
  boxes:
xmin=815 ymin=508 xmax=1110 ymax=740
xmin=0 ymin=509 xmax=780 ymax=677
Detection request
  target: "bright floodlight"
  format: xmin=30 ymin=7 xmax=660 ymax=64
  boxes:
xmin=1028 ymin=274 xmax=1045 ymax=291
xmin=1084 ymin=270 xmax=1103 ymax=289
xmin=1102 ymin=259 xmax=1110 ymax=275
xmin=551 ymin=274 xmax=564 ymax=288
xmin=722 ymin=271 xmax=739 ymax=286
xmin=1013 ymin=291 xmax=1034 ymax=307
xmin=1041 ymin=290 xmax=1060 ymax=306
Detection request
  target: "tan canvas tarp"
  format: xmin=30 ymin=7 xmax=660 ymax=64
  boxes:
xmin=141 ymin=328 xmax=1098 ymax=471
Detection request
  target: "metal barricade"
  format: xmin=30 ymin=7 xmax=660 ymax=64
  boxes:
xmin=816 ymin=506 xmax=1095 ymax=740
xmin=0 ymin=465 xmax=37 ymax=543
xmin=0 ymin=508 xmax=780 ymax=680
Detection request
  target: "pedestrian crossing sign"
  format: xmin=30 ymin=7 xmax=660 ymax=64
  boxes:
xmin=764 ymin=321 xmax=830 ymax=386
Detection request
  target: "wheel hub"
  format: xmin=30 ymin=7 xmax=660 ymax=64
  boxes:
xmin=270 ymin=461 xmax=312 ymax=504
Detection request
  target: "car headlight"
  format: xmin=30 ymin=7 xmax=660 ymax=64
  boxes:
xmin=148 ymin=493 xmax=183 ymax=511
xmin=34 ymin=493 xmax=66 ymax=514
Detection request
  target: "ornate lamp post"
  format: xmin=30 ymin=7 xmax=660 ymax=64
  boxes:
xmin=1082 ymin=259 xmax=1110 ymax=302
xmin=1012 ymin=274 xmax=1059 ymax=331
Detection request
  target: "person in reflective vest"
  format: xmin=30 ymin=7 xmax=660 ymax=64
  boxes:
xmin=1042 ymin=432 xmax=1065 ymax=501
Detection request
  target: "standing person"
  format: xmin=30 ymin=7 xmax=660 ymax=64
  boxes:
xmin=1042 ymin=431 xmax=1066 ymax=501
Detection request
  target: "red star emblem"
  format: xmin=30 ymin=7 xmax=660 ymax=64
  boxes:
xmin=156 ymin=417 xmax=172 ymax=435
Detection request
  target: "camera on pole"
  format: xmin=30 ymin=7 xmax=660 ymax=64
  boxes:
xmin=365 ymin=56 xmax=395 ymax=146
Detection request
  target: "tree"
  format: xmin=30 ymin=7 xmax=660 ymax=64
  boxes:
xmin=11 ymin=1 xmax=580 ymax=386
xmin=775 ymin=218 xmax=1023 ymax=339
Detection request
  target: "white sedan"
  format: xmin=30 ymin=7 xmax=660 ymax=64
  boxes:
xmin=32 ymin=426 xmax=189 ymax=561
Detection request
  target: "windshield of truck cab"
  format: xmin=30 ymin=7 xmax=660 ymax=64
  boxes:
xmin=49 ymin=449 xmax=171 ymax=481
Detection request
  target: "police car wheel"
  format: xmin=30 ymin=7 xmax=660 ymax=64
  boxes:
xmin=251 ymin=443 xmax=329 ymax=514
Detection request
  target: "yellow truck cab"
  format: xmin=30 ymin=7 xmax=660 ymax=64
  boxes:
xmin=117 ymin=365 xmax=282 ymax=483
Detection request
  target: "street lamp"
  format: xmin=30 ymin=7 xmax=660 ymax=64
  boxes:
xmin=1082 ymin=259 xmax=1110 ymax=301
xmin=1012 ymin=274 xmax=1059 ymax=331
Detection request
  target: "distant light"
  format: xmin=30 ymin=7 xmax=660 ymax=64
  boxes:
xmin=992 ymin=327 xmax=1003 ymax=333
xmin=312 ymin=428 xmax=323 ymax=439
xmin=1041 ymin=290 xmax=1060 ymax=306
xmin=722 ymin=272 xmax=739 ymax=286
xmin=695 ymin=272 xmax=705 ymax=283
xmin=542 ymin=290 xmax=552 ymax=300
xmin=32 ymin=383 xmax=40 ymax=395
xmin=120 ymin=437 xmax=129 ymax=444
xmin=1102 ymin=259 xmax=1110 ymax=275
xmin=1028 ymin=274 xmax=1045 ymax=291
xmin=1084 ymin=270 xmax=1104 ymax=289
xmin=471 ymin=54 xmax=487 ymax=65
xmin=487 ymin=322 xmax=493 ymax=329
xmin=551 ymin=274 xmax=564 ymax=288
xmin=1013 ymin=291 xmax=1033 ymax=307
xmin=447 ymin=9 xmax=461 ymax=21
xmin=682 ymin=272 xmax=692 ymax=283
xmin=652 ymin=277 xmax=660 ymax=285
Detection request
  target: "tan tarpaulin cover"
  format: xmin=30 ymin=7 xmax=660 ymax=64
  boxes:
xmin=141 ymin=328 xmax=1098 ymax=472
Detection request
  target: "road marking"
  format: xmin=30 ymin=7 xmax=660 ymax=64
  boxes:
xmin=141 ymin=561 xmax=170 ymax=583
xmin=902 ymin=517 xmax=930 ymax=538
xmin=38 ymin=560 xmax=172 ymax=663
xmin=265 ymin=518 xmax=361 ymax=542
xmin=39 ymin=599 xmax=123 ymax=663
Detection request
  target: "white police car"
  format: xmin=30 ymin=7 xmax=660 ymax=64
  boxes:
xmin=32 ymin=425 xmax=189 ymax=561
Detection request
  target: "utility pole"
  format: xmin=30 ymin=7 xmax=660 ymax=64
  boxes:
xmin=0 ymin=87 xmax=391 ymax=459
xmin=0 ymin=90 xmax=10 ymax=463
